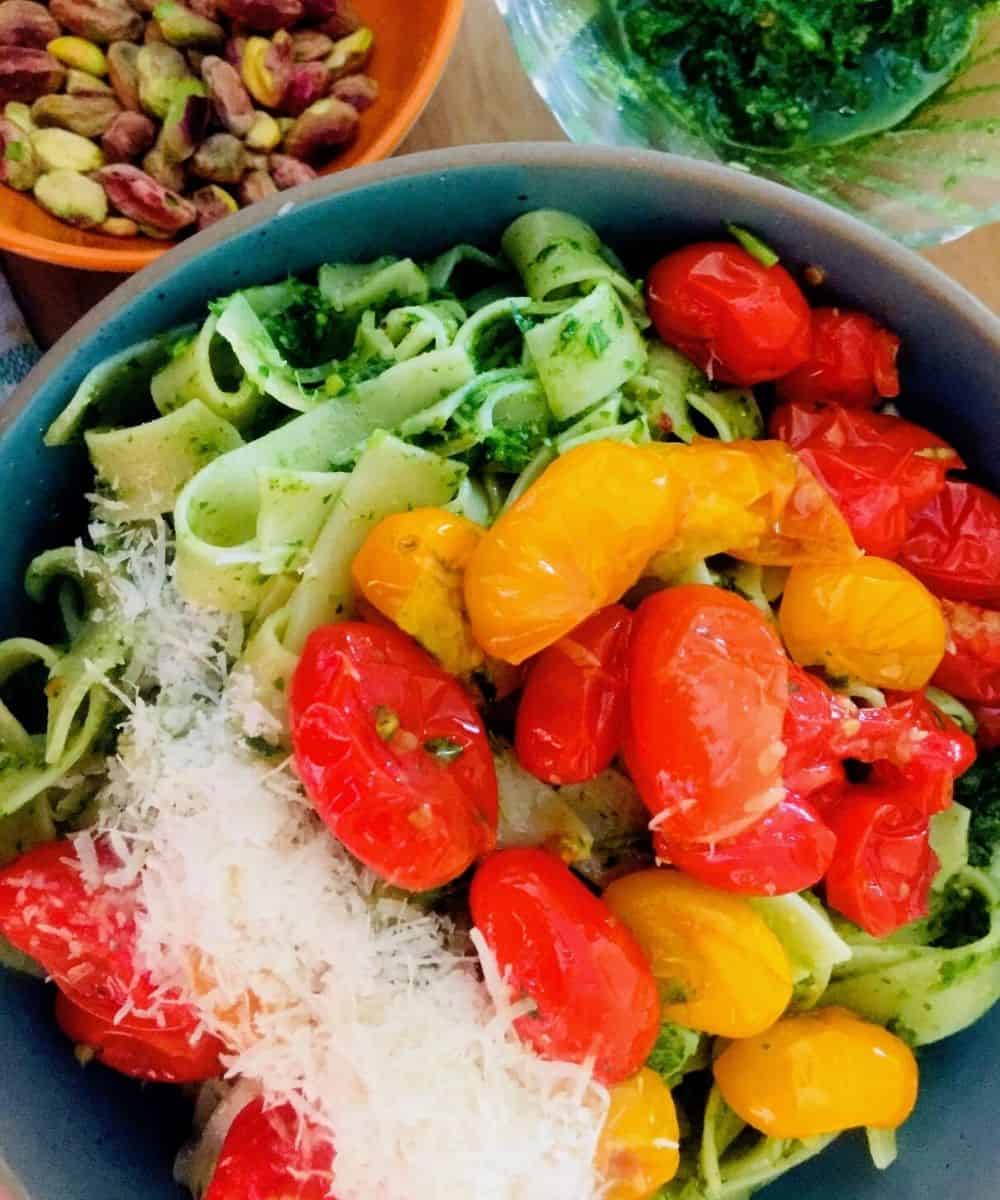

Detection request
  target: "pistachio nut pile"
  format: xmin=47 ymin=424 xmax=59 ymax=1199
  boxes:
xmin=0 ymin=0 xmax=377 ymax=237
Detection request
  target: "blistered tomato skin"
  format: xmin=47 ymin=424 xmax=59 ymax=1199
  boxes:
xmin=774 ymin=308 xmax=901 ymax=409
xmin=932 ymin=599 xmax=1000 ymax=704
xmin=464 ymin=441 xmax=676 ymax=664
xmin=714 ymin=1007 xmax=919 ymax=1139
xmin=898 ymin=480 xmax=1000 ymax=607
xmin=290 ymin=623 xmax=498 ymax=892
xmin=779 ymin=557 xmax=947 ymax=691
xmin=597 ymin=1068 xmax=680 ymax=1200
xmin=603 ymin=869 xmax=793 ymax=1038
xmin=646 ymin=243 xmax=812 ymax=386
xmin=469 ymin=849 xmax=660 ymax=1085
xmin=351 ymin=507 xmax=484 ymax=676
xmin=515 ymin=604 xmax=632 ymax=785
xmin=627 ymin=585 xmax=789 ymax=845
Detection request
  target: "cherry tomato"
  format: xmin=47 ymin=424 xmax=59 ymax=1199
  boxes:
xmin=464 ymin=441 xmax=677 ymax=664
xmin=774 ymin=309 xmax=901 ymax=409
xmin=780 ymin=557 xmax=946 ymax=691
xmin=204 ymin=1097 xmax=336 ymax=1200
xmin=351 ymin=508 xmax=484 ymax=676
xmin=469 ymin=848 xmax=660 ymax=1084
xmin=898 ymin=481 xmax=1000 ymax=607
xmin=771 ymin=402 xmax=962 ymax=558
xmin=290 ymin=623 xmax=497 ymax=891
xmin=0 ymin=840 xmax=213 ymax=1054
xmin=932 ymin=598 xmax=1000 ymax=704
xmin=596 ymin=1068 xmax=680 ymax=1200
xmin=782 ymin=665 xmax=853 ymax=799
xmin=515 ymin=604 xmax=632 ymax=785
xmin=646 ymin=243 xmax=811 ymax=386
xmin=822 ymin=783 xmax=938 ymax=936
xmin=604 ymin=869 xmax=793 ymax=1038
xmin=714 ymin=1007 xmax=918 ymax=1139
xmin=656 ymin=795 xmax=835 ymax=897
xmin=55 ymin=991 xmax=223 ymax=1083
xmin=627 ymin=586 xmax=789 ymax=844
xmin=971 ymin=703 xmax=1000 ymax=749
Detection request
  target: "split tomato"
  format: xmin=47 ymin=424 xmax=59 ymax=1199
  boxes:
xmin=627 ymin=585 xmax=789 ymax=844
xmin=290 ymin=623 xmax=497 ymax=892
xmin=646 ymin=243 xmax=811 ymax=385
xmin=774 ymin=309 xmax=901 ymax=409
xmin=898 ymin=481 xmax=1000 ymax=607
xmin=781 ymin=665 xmax=853 ymax=800
xmin=932 ymin=598 xmax=1000 ymax=704
xmin=469 ymin=848 xmax=660 ymax=1084
xmin=515 ymin=604 xmax=632 ymax=785
xmin=204 ymin=1097 xmax=336 ymax=1200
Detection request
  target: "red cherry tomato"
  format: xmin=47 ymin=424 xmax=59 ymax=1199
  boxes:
xmin=970 ymin=703 xmax=1000 ymax=750
xmin=774 ymin=309 xmax=901 ymax=409
xmin=469 ymin=848 xmax=660 ymax=1085
xmin=656 ymin=795 xmax=835 ymax=896
xmin=782 ymin=665 xmax=853 ymax=800
xmin=290 ymin=623 xmax=498 ymax=892
xmin=932 ymin=599 xmax=1000 ymax=704
xmin=55 ymin=991 xmax=224 ymax=1083
xmin=646 ymin=243 xmax=811 ymax=386
xmin=771 ymin=403 xmax=962 ymax=558
xmin=515 ymin=605 xmax=632 ymax=785
xmin=898 ymin=481 xmax=1000 ymax=606
xmin=205 ymin=1097 xmax=336 ymax=1200
xmin=822 ymin=785 xmax=938 ymax=937
xmin=0 ymin=840 xmax=216 ymax=1069
xmin=627 ymin=585 xmax=789 ymax=844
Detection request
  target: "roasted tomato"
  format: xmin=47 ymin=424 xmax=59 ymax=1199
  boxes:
xmin=774 ymin=309 xmax=901 ymax=409
xmin=714 ymin=1008 xmax=918 ymax=1139
xmin=821 ymin=783 xmax=938 ymax=936
xmin=597 ymin=1068 xmax=680 ymax=1199
xmin=604 ymin=869 xmax=793 ymax=1038
xmin=771 ymin=402 xmax=962 ymax=558
xmin=781 ymin=665 xmax=853 ymax=799
xmin=627 ymin=586 xmax=789 ymax=844
xmin=204 ymin=1097 xmax=336 ymax=1200
xmin=515 ymin=604 xmax=632 ymax=785
xmin=932 ymin=599 xmax=1000 ymax=704
xmin=898 ymin=481 xmax=1000 ymax=607
xmin=290 ymin=623 xmax=497 ymax=892
xmin=55 ymin=992 xmax=224 ymax=1084
xmin=0 ymin=840 xmax=221 ymax=1080
xmin=464 ymin=442 xmax=676 ymax=664
xmin=469 ymin=848 xmax=660 ymax=1084
xmin=646 ymin=243 xmax=811 ymax=385
xmin=351 ymin=507 xmax=484 ymax=676
xmin=779 ymin=557 xmax=946 ymax=691
xmin=971 ymin=703 xmax=1000 ymax=750
xmin=657 ymin=795 xmax=835 ymax=896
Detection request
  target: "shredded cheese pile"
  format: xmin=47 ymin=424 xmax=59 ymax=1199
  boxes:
xmin=77 ymin=521 xmax=608 ymax=1200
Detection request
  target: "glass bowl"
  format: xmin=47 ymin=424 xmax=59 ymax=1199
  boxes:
xmin=496 ymin=0 xmax=1000 ymax=247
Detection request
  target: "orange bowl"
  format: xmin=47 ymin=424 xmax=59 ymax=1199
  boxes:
xmin=0 ymin=0 xmax=463 ymax=272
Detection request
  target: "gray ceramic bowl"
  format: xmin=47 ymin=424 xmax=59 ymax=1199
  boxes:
xmin=1 ymin=145 xmax=999 ymax=1200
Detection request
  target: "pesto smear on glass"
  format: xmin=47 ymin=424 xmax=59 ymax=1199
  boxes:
xmin=615 ymin=0 xmax=988 ymax=152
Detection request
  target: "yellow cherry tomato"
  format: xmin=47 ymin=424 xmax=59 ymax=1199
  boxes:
xmin=351 ymin=508 xmax=484 ymax=675
xmin=464 ymin=441 xmax=677 ymax=664
xmin=779 ymin=556 xmax=946 ymax=690
xmin=714 ymin=1007 xmax=919 ymax=1139
xmin=596 ymin=1068 xmax=680 ymax=1200
xmin=603 ymin=870 xmax=793 ymax=1038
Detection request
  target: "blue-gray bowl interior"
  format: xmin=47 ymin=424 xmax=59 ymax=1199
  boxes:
xmin=1 ymin=146 xmax=998 ymax=1200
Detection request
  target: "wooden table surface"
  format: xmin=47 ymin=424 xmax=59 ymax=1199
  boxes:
xmin=4 ymin=0 xmax=1000 ymax=347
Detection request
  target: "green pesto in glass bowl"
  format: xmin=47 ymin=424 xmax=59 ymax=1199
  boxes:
xmin=497 ymin=0 xmax=1000 ymax=246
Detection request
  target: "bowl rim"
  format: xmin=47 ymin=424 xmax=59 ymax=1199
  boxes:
xmin=6 ymin=140 xmax=1000 ymax=432
xmin=0 ymin=0 xmax=465 ymax=274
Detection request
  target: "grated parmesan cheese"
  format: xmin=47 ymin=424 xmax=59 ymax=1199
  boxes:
xmin=76 ymin=521 xmax=608 ymax=1200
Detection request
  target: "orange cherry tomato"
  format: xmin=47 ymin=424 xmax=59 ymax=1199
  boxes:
xmin=596 ymin=1068 xmax=680 ymax=1200
xmin=470 ymin=848 xmax=661 ymax=1084
xmin=627 ymin=585 xmax=789 ymax=844
xmin=779 ymin=557 xmax=947 ymax=691
xmin=775 ymin=308 xmax=901 ymax=409
xmin=351 ymin=508 xmax=484 ymax=676
xmin=603 ymin=869 xmax=793 ymax=1038
xmin=714 ymin=1007 xmax=919 ymax=1139
xmin=204 ymin=1097 xmax=336 ymax=1200
xmin=464 ymin=441 xmax=677 ymax=664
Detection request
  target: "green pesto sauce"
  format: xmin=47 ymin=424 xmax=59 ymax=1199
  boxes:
xmin=615 ymin=0 xmax=987 ymax=152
